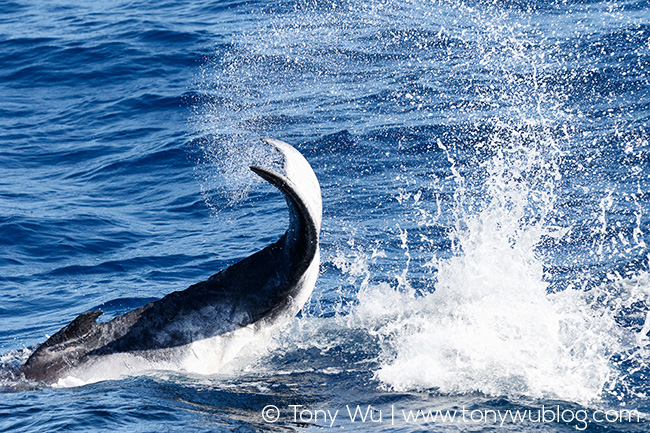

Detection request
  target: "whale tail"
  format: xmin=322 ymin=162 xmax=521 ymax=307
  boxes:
xmin=258 ymin=138 xmax=322 ymax=231
xmin=20 ymin=138 xmax=322 ymax=384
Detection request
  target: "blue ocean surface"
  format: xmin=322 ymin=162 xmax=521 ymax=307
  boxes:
xmin=1 ymin=0 xmax=650 ymax=431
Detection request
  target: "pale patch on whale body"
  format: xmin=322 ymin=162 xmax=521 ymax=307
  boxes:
xmin=54 ymin=325 xmax=263 ymax=387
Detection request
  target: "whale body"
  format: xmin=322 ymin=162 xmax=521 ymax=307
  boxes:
xmin=20 ymin=138 xmax=322 ymax=384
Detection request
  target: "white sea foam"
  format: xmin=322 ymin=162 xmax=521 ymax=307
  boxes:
xmin=344 ymin=123 xmax=650 ymax=404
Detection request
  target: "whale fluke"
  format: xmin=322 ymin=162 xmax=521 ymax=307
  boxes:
xmin=20 ymin=138 xmax=322 ymax=384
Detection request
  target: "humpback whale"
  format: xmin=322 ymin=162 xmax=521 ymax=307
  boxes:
xmin=20 ymin=138 xmax=322 ymax=384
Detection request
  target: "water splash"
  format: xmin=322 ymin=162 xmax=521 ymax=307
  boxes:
xmin=189 ymin=133 xmax=282 ymax=212
xmin=341 ymin=122 xmax=649 ymax=405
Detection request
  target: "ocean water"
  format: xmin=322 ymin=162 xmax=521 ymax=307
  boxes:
xmin=1 ymin=0 xmax=650 ymax=431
